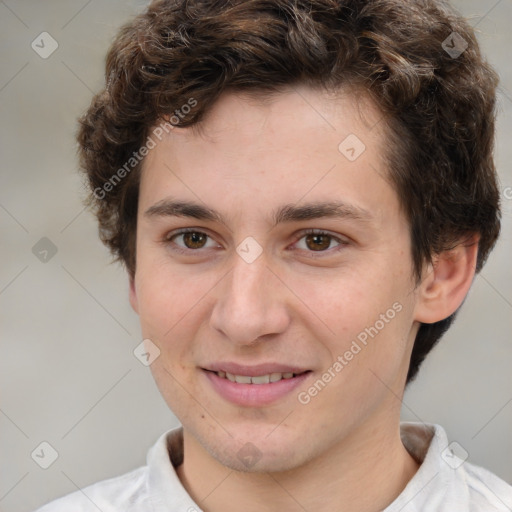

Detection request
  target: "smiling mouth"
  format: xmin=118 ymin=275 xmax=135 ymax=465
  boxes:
xmin=204 ymin=369 xmax=311 ymax=384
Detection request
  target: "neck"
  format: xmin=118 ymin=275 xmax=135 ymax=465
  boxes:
xmin=176 ymin=413 xmax=420 ymax=512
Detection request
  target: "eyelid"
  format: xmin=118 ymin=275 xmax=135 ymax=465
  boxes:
xmin=165 ymin=227 xmax=221 ymax=253
xmin=164 ymin=227 xmax=350 ymax=256
xmin=291 ymin=228 xmax=349 ymax=255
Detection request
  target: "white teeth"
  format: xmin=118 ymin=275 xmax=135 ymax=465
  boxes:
xmin=251 ymin=374 xmax=270 ymax=385
xmin=216 ymin=371 xmax=301 ymax=383
xmin=234 ymin=375 xmax=252 ymax=384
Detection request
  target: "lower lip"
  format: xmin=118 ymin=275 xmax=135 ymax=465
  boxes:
xmin=203 ymin=370 xmax=311 ymax=407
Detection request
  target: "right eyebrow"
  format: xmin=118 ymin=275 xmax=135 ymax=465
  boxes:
xmin=144 ymin=199 xmax=223 ymax=223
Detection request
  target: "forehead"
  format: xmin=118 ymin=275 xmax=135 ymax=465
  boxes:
xmin=139 ymin=85 xmax=399 ymax=228
xmin=187 ymin=85 xmax=382 ymax=145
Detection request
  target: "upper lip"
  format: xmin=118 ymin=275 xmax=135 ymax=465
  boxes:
xmin=203 ymin=362 xmax=311 ymax=376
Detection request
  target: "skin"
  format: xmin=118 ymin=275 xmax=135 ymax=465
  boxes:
xmin=129 ymin=85 xmax=478 ymax=511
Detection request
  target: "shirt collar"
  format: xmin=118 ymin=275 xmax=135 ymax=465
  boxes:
xmin=144 ymin=422 xmax=466 ymax=512
xmin=146 ymin=427 xmax=201 ymax=511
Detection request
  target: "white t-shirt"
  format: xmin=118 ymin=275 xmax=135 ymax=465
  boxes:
xmin=34 ymin=422 xmax=512 ymax=511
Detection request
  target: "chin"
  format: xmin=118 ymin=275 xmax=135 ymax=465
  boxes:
xmin=198 ymin=424 xmax=314 ymax=473
xmin=209 ymin=443 xmax=308 ymax=473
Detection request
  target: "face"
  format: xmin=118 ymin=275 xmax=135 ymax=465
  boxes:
xmin=130 ymin=86 xmax=422 ymax=472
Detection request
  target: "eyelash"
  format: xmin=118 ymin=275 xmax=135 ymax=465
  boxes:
xmin=164 ymin=228 xmax=349 ymax=257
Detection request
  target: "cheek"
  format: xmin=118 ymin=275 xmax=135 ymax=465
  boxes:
xmin=296 ymin=303 xmax=414 ymax=431
xmin=292 ymin=261 xmax=415 ymax=376
xmin=135 ymin=260 xmax=212 ymax=336
xmin=136 ymin=267 xmax=209 ymax=407
xmin=291 ymin=264 xmax=400 ymax=334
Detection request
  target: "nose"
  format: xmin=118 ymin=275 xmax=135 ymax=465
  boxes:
xmin=209 ymin=253 xmax=291 ymax=346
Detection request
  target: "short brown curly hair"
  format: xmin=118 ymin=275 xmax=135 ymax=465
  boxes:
xmin=77 ymin=0 xmax=501 ymax=384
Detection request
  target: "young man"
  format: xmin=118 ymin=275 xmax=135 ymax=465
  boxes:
xmin=36 ymin=0 xmax=511 ymax=510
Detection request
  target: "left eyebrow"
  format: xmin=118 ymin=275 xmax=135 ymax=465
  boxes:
xmin=144 ymin=198 xmax=373 ymax=227
xmin=272 ymin=201 xmax=373 ymax=226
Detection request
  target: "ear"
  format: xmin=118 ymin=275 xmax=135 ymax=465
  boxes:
xmin=414 ymin=235 xmax=479 ymax=324
xmin=129 ymin=274 xmax=139 ymax=314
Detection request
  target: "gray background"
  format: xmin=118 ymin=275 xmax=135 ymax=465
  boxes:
xmin=0 ymin=1 xmax=510 ymax=511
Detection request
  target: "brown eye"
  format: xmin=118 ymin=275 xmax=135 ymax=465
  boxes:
xmin=166 ymin=230 xmax=217 ymax=252
xmin=304 ymin=233 xmax=334 ymax=251
xmin=294 ymin=230 xmax=347 ymax=256
xmin=181 ymin=232 xmax=208 ymax=249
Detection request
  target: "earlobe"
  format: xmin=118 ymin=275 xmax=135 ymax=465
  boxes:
xmin=414 ymin=235 xmax=479 ymax=324
xmin=129 ymin=275 xmax=139 ymax=314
